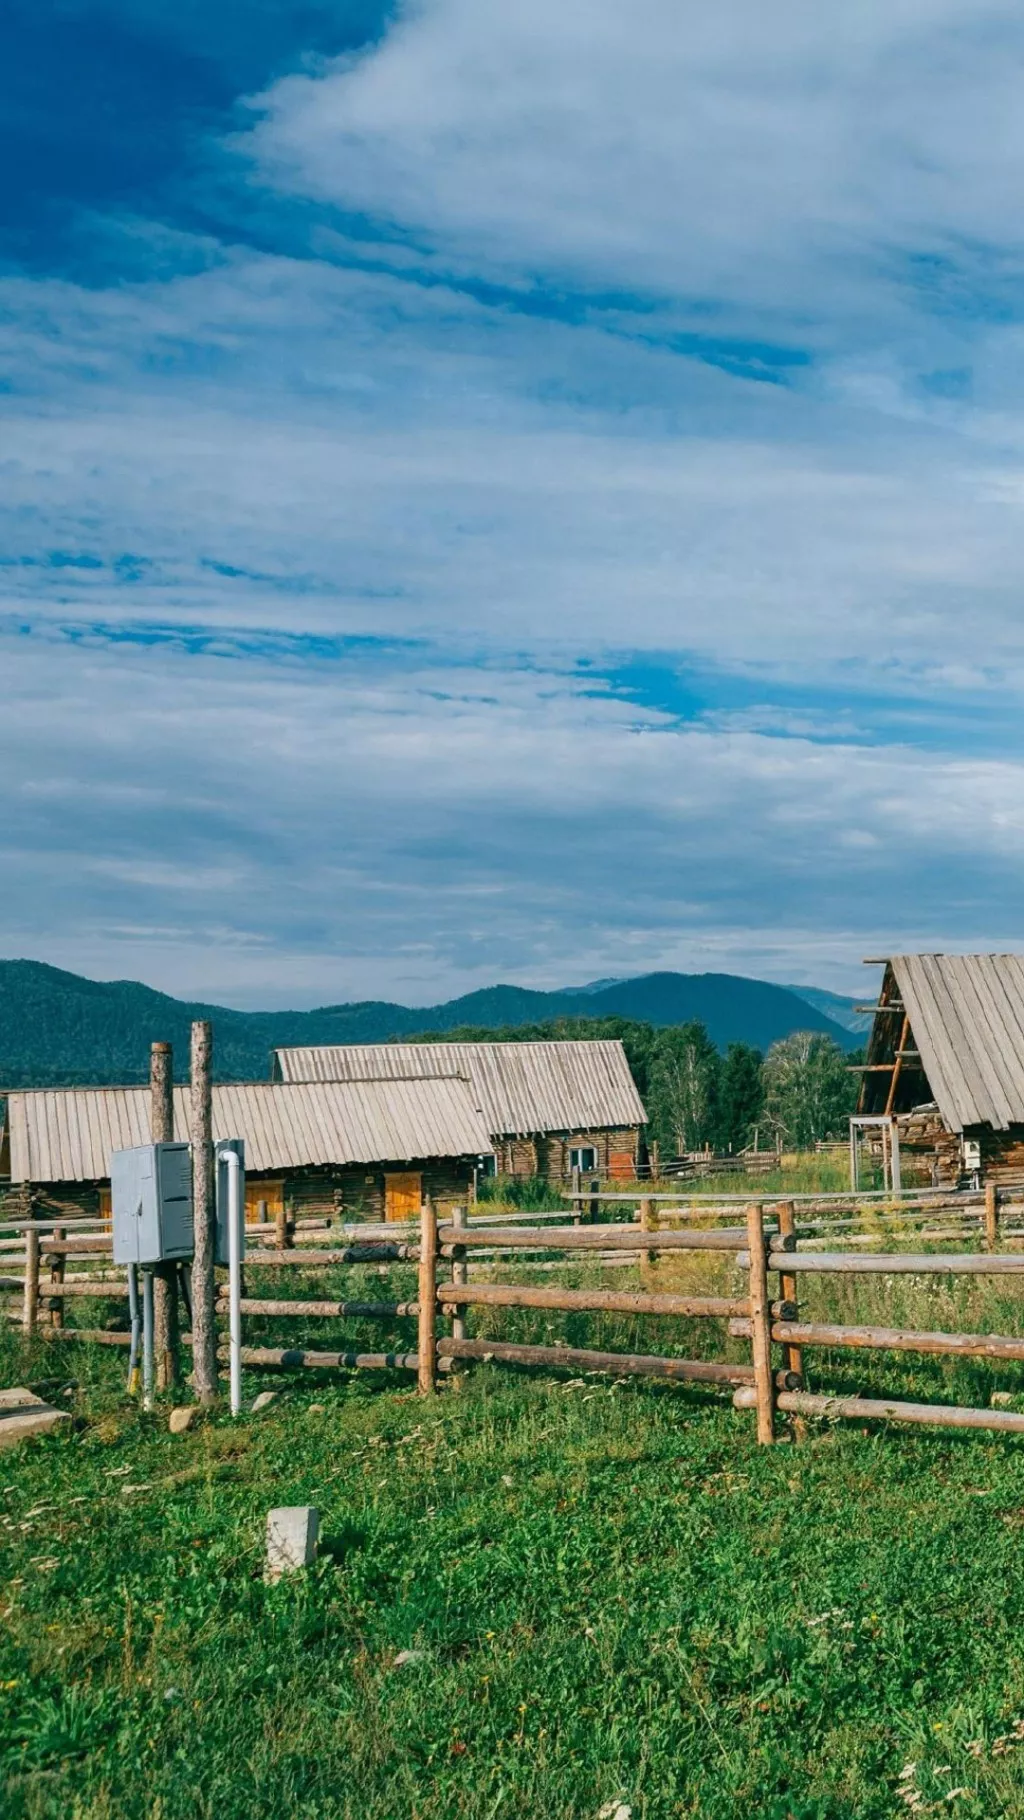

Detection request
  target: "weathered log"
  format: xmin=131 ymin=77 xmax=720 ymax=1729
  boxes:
xmin=34 ymin=1282 xmax=131 ymax=1299
xmin=775 ymin=1200 xmax=802 ymax=1383
xmin=746 ymin=1203 xmax=775 ymax=1445
xmin=436 ymin=1336 xmax=755 ymax=1384
xmin=242 ymin=1243 xmax=420 ymax=1266
xmin=219 ymin=1345 xmax=418 ymax=1371
xmin=22 ymin=1229 xmax=38 ymax=1336
xmin=418 ymin=1199 xmax=437 ymax=1394
xmin=215 ymin=1297 xmax=418 ymax=1318
xmin=729 ymin=1317 xmax=1024 ymax=1361
xmin=436 ymin=1282 xmax=750 ymax=1318
xmin=41 ymin=1237 xmax=112 ymax=1256
xmin=437 ymin=1222 xmax=782 ymax=1253
xmin=733 ymin=1384 xmax=1024 ymax=1435
xmin=761 ymin=1251 xmax=1024 ymax=1274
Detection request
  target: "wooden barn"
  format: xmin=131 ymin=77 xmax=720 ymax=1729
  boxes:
xmin=0 ymin=1076 xmax=492 ymax=1224
xmin=858 ymin=954 xmax=1024 ymax=1187
xmin=272 ymin=1039 xmax=648 ymax=1182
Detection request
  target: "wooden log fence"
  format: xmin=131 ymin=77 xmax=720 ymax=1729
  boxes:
xmin=11 ymin=1190 xmax=1024 ymax=1449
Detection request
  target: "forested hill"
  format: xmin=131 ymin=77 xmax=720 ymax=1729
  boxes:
xmin=0 ymin=959 xmax=858 ymax=1087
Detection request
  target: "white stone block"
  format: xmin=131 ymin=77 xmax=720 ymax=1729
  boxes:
xmin=265 ymin=1506 xmax=319 ymax=1582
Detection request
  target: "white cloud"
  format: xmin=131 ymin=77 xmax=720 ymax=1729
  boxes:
xmin=248 ymin=0 xmax=1024 ymax=327
xmin=6 ymin=3 xmax=1024 ymax=999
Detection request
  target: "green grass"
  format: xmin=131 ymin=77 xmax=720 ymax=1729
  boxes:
xmin=7 ymin=1295 xmax=1024 ymax=1820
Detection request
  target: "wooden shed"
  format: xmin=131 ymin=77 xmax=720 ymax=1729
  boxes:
xmin=0 ymin=1076 xmax=491 ymax=1223
xmin=272 ymin=1039 xmax=647 ymax=1182
xmin=858 ymin=954 xmax=1024 ymax=1187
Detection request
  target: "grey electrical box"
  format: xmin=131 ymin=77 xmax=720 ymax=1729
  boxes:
xmin=215 ymin=1137 xmax=246 ymax=1267
xmin=111 ymin=1143 xmax=194 ymax=1266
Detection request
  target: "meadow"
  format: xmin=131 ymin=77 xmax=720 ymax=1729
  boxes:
xmin=6 ymin=1165 xmax=1024 ymax=1819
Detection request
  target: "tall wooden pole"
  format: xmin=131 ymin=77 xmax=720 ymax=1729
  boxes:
xmin=417 ymin=1196 xmax=437 ymax=1394
xmin=746 ymin=1201 xmax=775 ymax=1446
xmin=150 ymin=1041 xmax=179 ymax=1390
xmin=190 ymin=1020 xmax=218 ymax=1403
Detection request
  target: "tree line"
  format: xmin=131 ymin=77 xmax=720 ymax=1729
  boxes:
xmin=418 ymin=1016 xmax=860 ymax=1158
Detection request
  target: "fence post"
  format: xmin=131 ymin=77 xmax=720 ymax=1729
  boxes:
xmin=47 ymin=1225 xmax=65 ymax=1331
xmin=746 ymin=1201 xmax=775 ymax=1445
xmin=274 ymin=1202 xmax=291 ymax=1250
xmin=450 ymin=1205 xmax=467 ymax=1344
xmin=190 ymin=1019 xmax=218 ymax=1404
xmin=776 ymin=1201 xmax=801 ymax=1383
xmin=639 ymin=1197 xmax=657 ymax=1270
xmin=151 ymin=1039 xmax=179 ymax=1392
xmin=22 ymin=1227 xmax=39 ymax=1337
xmin=418 ymin=1197 xmax=437 ymax=1394
xmin=985 ymin=1182 xmax=999 ymax=1252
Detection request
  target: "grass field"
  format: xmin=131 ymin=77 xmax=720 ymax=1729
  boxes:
xmin=7 ymin=1290 xmax=1024 ymax=1820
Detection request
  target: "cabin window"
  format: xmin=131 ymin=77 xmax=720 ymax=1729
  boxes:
xmin=477 ymin=1154 xmax=497 ymax=1178
xmin=567 ymin=1145 xmax=597 ymax=1174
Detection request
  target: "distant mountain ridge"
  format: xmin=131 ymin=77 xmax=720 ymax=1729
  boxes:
xmin=0 ymin=959 xmax=859 ymax=1088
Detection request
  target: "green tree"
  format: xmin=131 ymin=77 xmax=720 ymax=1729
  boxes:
xmin=648 ymin=1022 xmax=722 ymax=1155
xmin=762 ymin=1031 xmax=855 ymax=1148
xmin=719 ymin=1043 xmax=765 ymax=1152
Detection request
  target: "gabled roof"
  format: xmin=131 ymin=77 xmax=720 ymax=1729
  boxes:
xmin=272 ymin=1040 xmax=647 ymax=1138
xmin=6 ymin=1077 xmax=491 ymax=1184
xmin=885 ymin=954 xmax=1024 ymax=1133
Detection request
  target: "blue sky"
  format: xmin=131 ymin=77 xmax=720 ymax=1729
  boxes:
xmin=5 ymin=1 xmax=1024 ymax=1008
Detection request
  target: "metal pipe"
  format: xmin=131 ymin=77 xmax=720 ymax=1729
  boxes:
xmin=126 ymin=1264 xmax=141 ymax=1396
xmin=142 ymin=1268 xmax=155 ymax=1411
xmin=222 ymin=1149 xmax=243 ymax=1416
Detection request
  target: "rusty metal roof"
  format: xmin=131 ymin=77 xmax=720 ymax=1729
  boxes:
xmin=272 ymin=1039 xmax=646 ymax=1138
xmin=6 ymin=1077 xmax=491 ymax=1184
xmin=886 ymin=954 xmax=1024 ymax=1133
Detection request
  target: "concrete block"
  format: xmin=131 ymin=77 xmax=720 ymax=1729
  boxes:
xmin=0 ymin=1388 xmax=71 ymax=1449
xmin=265 ymin=1506 xmax=319 ymax=1583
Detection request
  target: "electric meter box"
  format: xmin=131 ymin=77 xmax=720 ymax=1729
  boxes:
xmin=215 ymin=1137 xmax=246 ymax=1268
xmin=111 ymin=1143 xmax=194 ymax=1266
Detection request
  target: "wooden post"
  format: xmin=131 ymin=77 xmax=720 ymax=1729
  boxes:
xmin=257 ymin=1198 xmax=268 ymax=1225
xmin=150 ymin=1040 xmax=179 ymax=1391
xmin=746 ymin=1201 xmax=775 ymax=1445
xmin=47 ymin=1226 xmax=65 ymax=1331
xmin=274 ymin=1202 xmax=291 ymax=1250
xmin=450 ymin=1205 xmax=467 ymax=1343
xmin=22 ymin=1226 xmax=39 ymax=1337
xmin=589 ymin=1177 xmax=600 ymax=1223
xmin=775 ymin=1202 xmax=802 ymax=1383
xmin=418 ymin=1198 xmax=437 ymax=1395
xmin=190 ymin=1020 xmax=218 ymax=1403
xmin=985 ymin=1181 xmax=999 ymax=1252
xmin=571 ymin=1165 xmax=581 ymax=1226
xmin=639 ymin=1197 xmax=657 ymax=1269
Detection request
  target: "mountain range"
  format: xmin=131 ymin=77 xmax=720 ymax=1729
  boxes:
xmin=0 ymin=960 xmax=861 ymax=1087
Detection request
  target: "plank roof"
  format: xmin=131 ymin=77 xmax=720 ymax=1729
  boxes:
xmin=888 ymin=954 xmax=1024 ymax=1133
xmin=6 ymin=1077 xmax=491 ymax=1185
xmin=272 ymin=1040 xmax=647 ymax=1139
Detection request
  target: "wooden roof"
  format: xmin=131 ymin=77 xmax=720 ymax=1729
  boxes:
xmin=5 ymin=1078 xmax=491 ymax=1185
xmin=272 ymin=1040 xmax=647 ymax=1138
xmin=881 ymin=955 xmax=1024 ymax=1134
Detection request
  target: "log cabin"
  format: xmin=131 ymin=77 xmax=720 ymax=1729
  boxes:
xmin=0 ymin=1076 xmax=491 ymax=1224
xmin=858 ymin=954 xmax=1024 ymax=1187
xmin=272 ymin=1039 xmax=648 ymax=1182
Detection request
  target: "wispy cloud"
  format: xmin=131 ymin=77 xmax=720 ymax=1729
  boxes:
xmin=3 ymin=1 xmax=1024 ymax=1004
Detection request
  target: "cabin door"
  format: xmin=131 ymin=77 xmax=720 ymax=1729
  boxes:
xmin=384 ymin=1172 xmax=422 ymax=1222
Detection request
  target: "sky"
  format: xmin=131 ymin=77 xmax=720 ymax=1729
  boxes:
xmin=5 ymin=1 xmax=1024 ymax=1009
